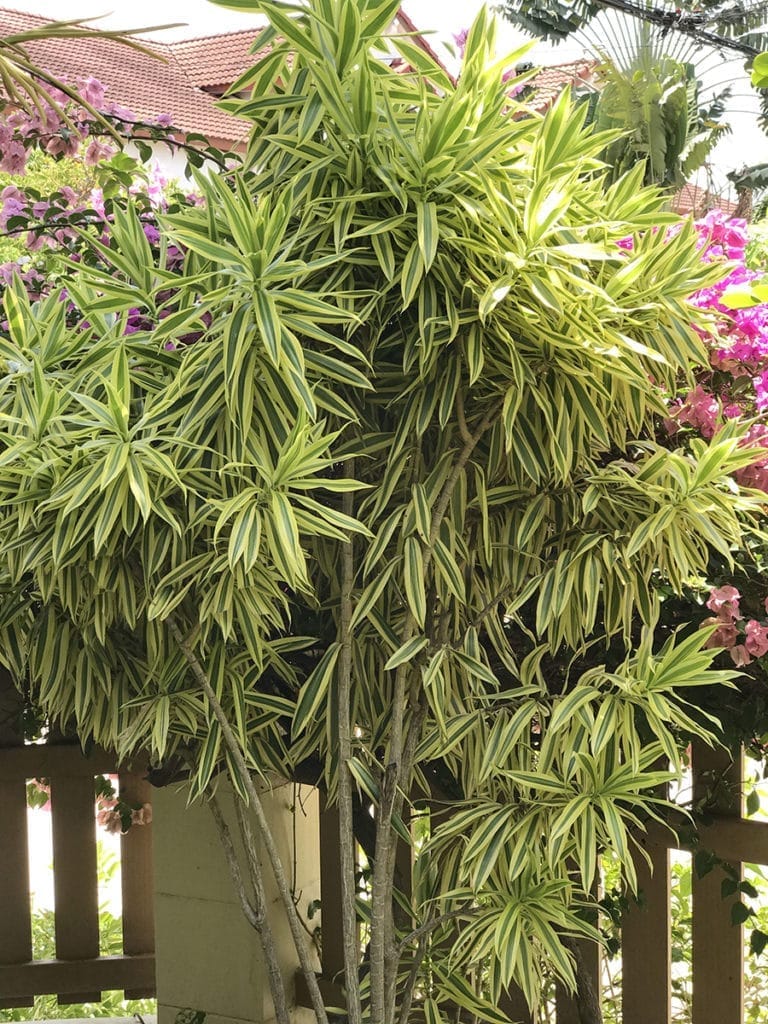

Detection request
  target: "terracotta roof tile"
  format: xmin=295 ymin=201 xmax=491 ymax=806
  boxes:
xmin=0 ymin=7 xmax=251 ymax=144
xmin=162 ymin=28 xmax=269 ymax=91
xmin=525 ymin=60 xmax=598 ymax=111
xmin=161 ymin=9 xmax=444 ymax=91
xmin=0 ymin=6 xmax=444 ymax=145
xmin=672 ymin=182 xmax=737 ymax=217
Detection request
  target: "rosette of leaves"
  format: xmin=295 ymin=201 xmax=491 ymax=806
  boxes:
xmin=0 ymin=1 xmax=765 ymax=1022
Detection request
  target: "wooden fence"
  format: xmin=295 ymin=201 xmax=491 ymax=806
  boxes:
xmin=2 ymin=663 xmax=765 ymax=1022
xmin=308 ymin=741 xmax=768 ymax=1024
xmin=0 ymin=677 xmax=155 ymax=1008
xmin=621 ymin=741 xmax=768 ymax=1024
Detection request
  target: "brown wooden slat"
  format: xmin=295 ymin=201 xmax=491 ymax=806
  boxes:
xmin=0 ymin=743 xmax=115 ymax=781
xmin=691 ymin=742 xmax=743 ymax=1024
xmin=622 ymin=840 xmax=671 ymax=1024
xmin=646 ymin=815 xmax=768 ymax=867
xmin=0 ymin=779 xmax=33 ymax=963
xmin=0 ymin=998 xmax=36 ymax=1010
xmin=695 ymin=817 xmax=768 ymax=866
xmin=692 ymin=864 xmax=743 ymax=1024
xmin=50 ymin=773 xmax=100 ymax=1002
xmin=0 ymin=778 xmax=33 ymax=1011
xmin=0 ymin=669 xmax=34 ymax=1010
xmin=119 ymin=767 xmax=155 ymax=998
xmin=692 ymin=742 xmax=741 ymax=816
xmin=0 ymin=667 xmax=23 ymax=747
xmin=0 ymin=953 xmax=154 ymax=998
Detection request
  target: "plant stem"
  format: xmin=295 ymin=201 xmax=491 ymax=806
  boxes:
xmin=208 ymin=787 xmax=291 ymax=1024
xmin=397 ymin=906 xmax=475 ymax=952
xmin=232 ymin=796 xmax=292 ymax=1024
xmin=168 ymin=618 xmax=329 ymax=1024
xmin=338 ymin=472 xmax=363 ymax=1024
xmin=396 ymin=928 xmax=429 ymax=1024
xmin=369 ymin=402 xmax=498 ymax=1024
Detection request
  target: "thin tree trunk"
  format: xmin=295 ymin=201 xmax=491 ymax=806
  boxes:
xmin=561 ymin=937 xmax=603 ymax=1024
xmin=208 ymin=787 xmax=291 ymax=1024
xmin=337 ymin=477 xmax=363 ymax=1024
xmin=169 ymin=619 xmax=329 ymax=1024
xmin=369 ymin=401 xmax=498 ymax=1024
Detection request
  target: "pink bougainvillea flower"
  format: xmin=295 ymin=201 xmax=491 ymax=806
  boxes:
xmin=453 ymin=28 xmax=468 ymax=56
xmin=675 ymin=384 xmax=721 ymax=438
xmin=0 ymin=141 xmax=27 ymax=175
xmin=84 ymin=138 xmax=115 ymax=166
xmin=45 ymin=134 xmax=79 ymax=158
xmin=706 ymin=585 xmax=743 ymax=619
xmin=131 ymin=802 xmax=153 ymax=826
xmin=89 ymin=187 xmax=106 ymax=219
xmin=745 ymin=619 xmax=768 ymax=657
xmin=701 ymin=617 xmax=738 ymax=649
xmin=731 ymin=644 xmax=752 ymax=667
xmin=80 ymin=75 xmax=107 ymax=108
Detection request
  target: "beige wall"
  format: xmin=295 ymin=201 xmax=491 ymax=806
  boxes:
xmin=153 ymin=781 xmax=320 ymax=1024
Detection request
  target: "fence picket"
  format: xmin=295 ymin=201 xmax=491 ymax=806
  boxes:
xmin=120 ymin=767 xmax=155 ymax=998
xmin=50 ymin=771 xmax=101 ymax=1001
xmin=0 ymin=677 xmax=155 ymax=1008
xmin=691 ymin=742 xmax=743 ymax=1024
xmin=621 ymin=838 xmax=671 ymax=1024
xmin=0 ymin=672 xmax=33 ymax=1010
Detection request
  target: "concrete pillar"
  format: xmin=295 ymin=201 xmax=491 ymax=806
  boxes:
xmin=153 ymin=780 xmax=320 ymax=1024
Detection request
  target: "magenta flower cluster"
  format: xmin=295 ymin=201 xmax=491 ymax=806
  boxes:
xmin=659 ymin=210 xmax=768 ymax=491
xmin=702 ymin=585 xmax=768 ymax=666
xmin=0 ymin=73 xmax=176 ymax=177
xmin=0 ymin=75 xmax=116 ymax=174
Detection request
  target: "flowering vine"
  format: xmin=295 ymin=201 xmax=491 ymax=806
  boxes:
xmin=26 ymin=774 xmax=152 ymax=833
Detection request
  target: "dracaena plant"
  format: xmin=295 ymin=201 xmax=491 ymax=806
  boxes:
xmin=0 ymin=1 xmax=765 ymax=1022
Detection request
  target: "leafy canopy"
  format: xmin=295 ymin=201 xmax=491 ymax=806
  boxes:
xmin=0 ymin=0 xmax=763 ymax=1017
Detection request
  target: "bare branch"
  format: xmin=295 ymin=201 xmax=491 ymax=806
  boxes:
xmin=337 ymin=466 xmax=364 ymax=1024
xmin=208 ymin=787 xmax=261 ymax=930
xmin=168 ymin=617 xmax=329 ymax=1024
xmin=233 ymin=797 xmax=292 ymax=1024
xmin=370 ymin=402 xmax=499 ymax=1024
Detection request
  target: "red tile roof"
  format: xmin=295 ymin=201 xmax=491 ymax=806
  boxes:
xmin=0 ymin=6 xmax=250 ymax=144
xmin=525 ymin=60 xmax=599 ymax=111
xmin=0 ymin=4 xmax=249 ymax=144
xmin=160 ymin=9 xmax=444 ymax=92
xmin=161 ymin=28 xmax=270 ymax=92
xmin=394 ymin=7 xmax=446 ymax=75
xmin=0 ymin=6 xmax=445 ymax=144
xmin=672 ymin=182 xmax=738 ymax=217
